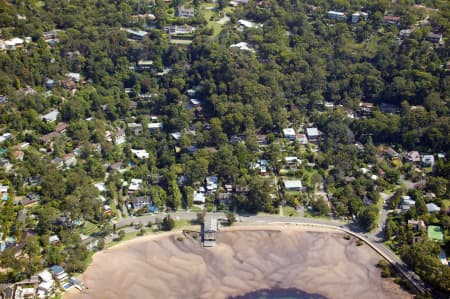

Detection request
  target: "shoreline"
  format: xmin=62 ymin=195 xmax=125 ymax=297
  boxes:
xmin=63 ymin=223 xmax=412 ymax=299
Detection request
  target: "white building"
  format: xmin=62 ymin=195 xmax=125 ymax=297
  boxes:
xmin=131 ymin=149 xmax=149 ymax=159
xmin=351 ymin=12 xmax=368 ymax=23
xmin=284 ymin=180 xmax=303 ymax=191
xmin=129 ymin=179 xmax=143 ymax=192
xmin=328 ymin=11 xmax=347 ymax=21
xmin=41 ymin=110 xmax=59 ymax=123
xmin=283 ymin=128 xmax=296 ymax=140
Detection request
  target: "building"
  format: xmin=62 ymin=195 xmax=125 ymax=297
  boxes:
xmin=164 ymin=25 xmax=195 ymax=35
xmin=37 ymin=271 xmax=54 ymax=298
xmin=63 ymin=153 xmax=77 ymax=167
xmin=427 ymin=32 xmax=443 ymax=44
xmin=351 ymin=12 xmax=368 ymax=23
xmin=206 ymin=176 xmax=218 ymax=193
xmin=407 ymin=219 xmax=426 ymax=231
xmin=406 ymin=151 xmax=420 ymax=163
xmin=65 ymin=72 xmax=80 ymax=83
xmin=20 ymin=193 xmax=40 ymax=207
xmin=426 ymin=203 xmax=440 ymax=213
xmin=136 ymin=60 xmax=153 ymax=71
xmin=193 ymin=191 xmax=206 ymax=204
xmin=113 ymin=128 xmax=126 ymax=145
xmin=127 ymin=123 xmax=143 ymax=135
xmin=283 ymin=180 xmax=303 ymax=192
xmin=306 ymin=127 xmax=319 ymax=142
xmin=124 ymin=28 xmax=148 ymax=40
xmin=383 ymin=16 xmax=400 ymax=26
xmin=175 ymin=6 xmax=195 ymax=18
xmin=49 ymin=265 xmax=68 ymax=283
xmin=131 ymin=149 xmax=149 ymax=159
xmin=203 ymin=217 xmax=217 ymax=247
xmin=421 ymin=154 xmax=434 ymax=167
xmin=401 ymin=195 xmax=415 ymax=210
xmin=128 ymin=178 xmax=143 ymax=193
xmin=41 ymin=110 xmax=59 ymax=123
xmin=230 ymin=42 xmax=255 ymax=52
xmin=327 ymin=11 xmax=347 ymax=21
xmin=148 ymin=122 xmax=163 ymax=132
xmin=283 ymin=128 xmax=296 ymax=140
xmin=129 ymin=196 xmax=152 ymax=211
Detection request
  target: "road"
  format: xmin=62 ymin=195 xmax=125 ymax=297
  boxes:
xmin=108 ymin=211 xmax=425 ymax=294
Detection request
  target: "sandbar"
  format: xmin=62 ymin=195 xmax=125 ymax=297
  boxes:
xmin=64 ymin=225 xmax=412 ymax=299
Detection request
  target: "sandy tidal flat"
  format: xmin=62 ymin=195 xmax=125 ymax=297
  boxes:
xmin=65 ymin=226 xmax=412 ymax=299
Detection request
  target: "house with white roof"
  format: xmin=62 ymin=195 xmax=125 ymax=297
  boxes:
xmin=306 ymin=128 xmax=319 ymax=142
xmin=421 ymin=154 xmax=435 ymax=167
xmin=426 ymin=203 xmax=440 ymax=213
xmin=148 ymin=122 xmax=163 ymax=133
xmin=206 ymin=176 xmax=218 ymax=193
xmin=283 ymin=128 xmax=296 ymax=141
xmin=283 ymin=180 xmax=303 ymax=191
xmin=131 ymin=149 xmax=149 ymax=159
xmin=230 ymin=42 xmax=255 ymax=52
xmin=128 ymin=178 xmax=143 ymax=192
xmin=193 ymin=191 xmax=206 ymax=204
xmin=41 ymin=110 xmax=59 ymax=123
xmin=284 ymin=156 xmax=301 ymax=168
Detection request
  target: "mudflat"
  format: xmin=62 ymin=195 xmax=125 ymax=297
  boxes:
xmin=64 ymin=225 xmax=412 ymax=299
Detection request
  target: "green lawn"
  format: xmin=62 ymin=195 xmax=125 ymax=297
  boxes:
xmin=283 ymin=206 xmax=298 ymax=217
xmin=77 ymin=221 xmax=100 ymax=236
xmin=200 ymin=3 xmax=233 ymax=37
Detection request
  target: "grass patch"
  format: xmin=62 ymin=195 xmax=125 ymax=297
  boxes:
xmin=77 ymin=221 xmax=100 ymax=236
xmin=283 ymin=206 xmax=298 ymax=217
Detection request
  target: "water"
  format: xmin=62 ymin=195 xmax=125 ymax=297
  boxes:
xmin=228 ymin=288 xmax=329 ymax=299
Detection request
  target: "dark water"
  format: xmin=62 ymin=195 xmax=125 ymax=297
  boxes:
xmin=228 ymin=288 xmax=329 ymax=299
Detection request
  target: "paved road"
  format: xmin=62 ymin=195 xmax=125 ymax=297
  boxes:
xmin=109 ymin=211 xmax=425 ymax=294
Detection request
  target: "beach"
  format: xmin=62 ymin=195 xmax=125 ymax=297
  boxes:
xmin=64 ymin=225 xmax=412 ymax=299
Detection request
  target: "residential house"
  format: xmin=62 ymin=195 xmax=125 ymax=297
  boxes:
xmin=164 ymin=25 xmax=195 ymax=35
xmin=41 ymin=110 xmax=59 ymax=123
xmin=37 ymin=270 xmax=54 ymax=298
xmin=284 ymin=156 xmax=301 ymax=168
xmin=426 ymin=203 xmax=440 ymax=213
xmin=55 ymin=122 xmax=68 ymax=133
xmin=250 ymin=159 xmax=269 ymax=176
xmin=351 ymin=12 xmax=368 ymax=23
xmin=193 ymin=190 xmax=206 ymax=204
xmin=385 ymin=147 xmax=399 ymax=160
xmin=230 ymin=42 xmax=256 ymax=52
xmin=148 ymin=122 xmax=163 ymax=133
xmin=296 ymin=133 xmax=308 ymax=145
xmin=256 ymin=134 xmax=268 ymax=145
xmin=408 ymin=219 xmax=426 ymax=231
xmin=427 ymin=32 xmax=443 ymax=44
xmin=113 ymin=128 xmax=126 ymax=145
xmin=306 ymin=127 xmax=319 ymax=142
xmin=406 ymin=151 xmax=420 ymax=163
xmin=175 ymin=6 xmax=195 ymax=18
xmin=50 ymin=157 xmax=64 ymax=169
xmin=127 ymin=123 xmax=143 ymax=135
xmin=49 ymin=235 xmax=60 ymax=245
xmin=359 ymin=102 xmax=374 ymax=114
xmin=20 ymin=193 xmax=40 ymax=207
xmin=40 ymin=131 xmax=61 ymax=145
xmin=206 ymin=176 xmax=218 ymax=194
xmin=0 ymin=133 xmax=12 ymax=143
xmin=136 ymin=60 xmax=153 ymax=71
xmin=131 ymin=149 xmax=149 ymax=159
xmin=283 ymin=180 xmax=303 ymax=192
xmin=63 ymin=153 xmax=76 ymax=167
xmin=282 ymin=128 xmax=296 ymax=141
xmin=128 ymin=178 xmax=143 ymax=193
xmin=421 ymin=154 xmax=434 ymax=167
xmin=124 ymin=28 xmax=148 ymax=40
xmin=65 ymin=72 xmax=80 ymax=83
xmin=383 ymin=16 xmax=400 ymax=26
xmin=49 ymin=265 xmax=68 ymax=283
xmin=401 ymin=195 xmax=415 ymax=210
xmin=217 ymin=192 xmax=232 ymax=206
xmin=14 ymin=286 xmax=35 ymax=299
xmin=13 ymin=150 xmax=24 ymax=161
xmin=130 ymin=196 xmax=152 ymax=211
xmin=0 ymin=185 xmax=9 ymax=201
xmin=327 ymin=11 xmax=347 ymax=21
xmin=399 ymin=29 xmax=414 ymax=38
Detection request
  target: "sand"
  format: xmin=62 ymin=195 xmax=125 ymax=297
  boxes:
xmin=64 ymin=225 xmax=412 ymax=299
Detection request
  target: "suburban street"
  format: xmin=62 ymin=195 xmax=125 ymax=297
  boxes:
xmin=108 ymin=209 xmax=426 ymax=294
